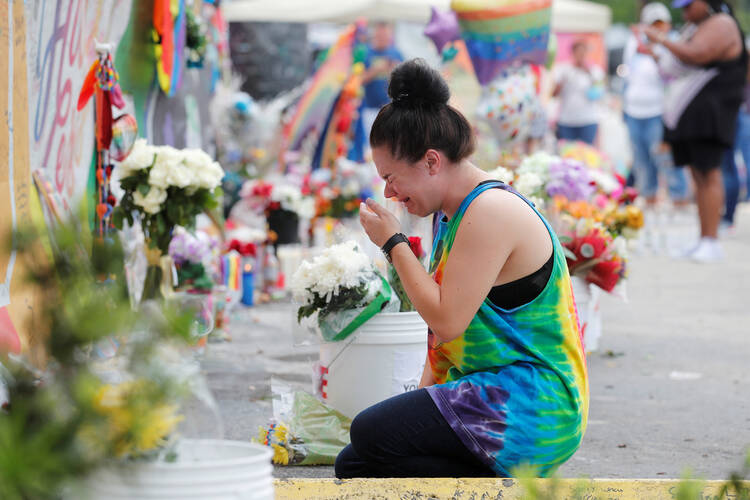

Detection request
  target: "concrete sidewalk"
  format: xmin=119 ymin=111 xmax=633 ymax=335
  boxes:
xmin=201 ymin=204 xmax=750 ymax=481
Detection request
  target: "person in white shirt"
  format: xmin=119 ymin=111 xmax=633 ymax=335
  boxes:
xmin=552 ymin=39 xmax=605 ymax=145
xmin=623 ymin=2 xmax=690 ymax=208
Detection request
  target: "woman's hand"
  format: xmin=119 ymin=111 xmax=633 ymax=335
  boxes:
xmin=643 ymin=25 xmax=666 ymax=45
xmin=359 ymin=198 xmax=401 ymax=247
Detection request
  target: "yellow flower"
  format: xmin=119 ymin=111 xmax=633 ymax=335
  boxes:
xmin=271 ymin=443 xmax=289 ymax=465
xmin=626 ymin=206 xmax=644 ymax=229
xmin=133 ymin=404 xmax=184 ymax=453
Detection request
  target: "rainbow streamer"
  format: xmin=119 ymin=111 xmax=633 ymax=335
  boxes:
xmin=282 ymin=25 xmax=356 ymax=161
xmin=451 ymin=0 xmax=552 ymax=85
xmin=222 ymin=252 xmax=241 ymax=291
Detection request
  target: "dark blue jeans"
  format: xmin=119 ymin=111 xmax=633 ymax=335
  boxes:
xmin=556 ymin=123 xmax=598 ymax=145
xmin=721 ymin=111 xmax=750 ymax=224
xmin=334 ymin=389 xmax=496 ymax=478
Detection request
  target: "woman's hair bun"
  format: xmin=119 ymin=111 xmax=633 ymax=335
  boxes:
xmin=388 ymin=58 xmax=450 ymax=107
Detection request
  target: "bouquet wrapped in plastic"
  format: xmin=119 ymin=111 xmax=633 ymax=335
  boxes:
xmin=290 ymin=240 xmax=397 ymax=342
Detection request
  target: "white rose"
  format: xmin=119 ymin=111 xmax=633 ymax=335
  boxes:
xmin=133 ymin=186 xmax=167 ymax=214
xmin=119 ymin=138 xmax=155 ymax=177
xmin=148 ymin=160 xmax=171 ymax=189
xmin=166 ymin=161 xmax=195 ymax=188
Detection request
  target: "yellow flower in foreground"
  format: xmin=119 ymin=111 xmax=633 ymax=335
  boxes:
xmin=134 ymin=404 xmax=184 ymax=453
xmin=91 ymin=380 xmax=183 ymax=458
xmin=271 ymin=443 xmax=289 ymax=465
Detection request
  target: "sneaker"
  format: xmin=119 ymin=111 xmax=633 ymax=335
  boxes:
xmin=688 ymin=238 xmax=724 ymax=263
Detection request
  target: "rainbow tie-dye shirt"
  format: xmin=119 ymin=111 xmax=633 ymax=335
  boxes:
xmin=426 ymin=181 xmax=588 ymax=477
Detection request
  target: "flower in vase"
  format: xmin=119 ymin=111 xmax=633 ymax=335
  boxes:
xmin=119 ymin=138 xmax=156 ymax=177
xmin=133 ymin=186 xmax=167 ymax=214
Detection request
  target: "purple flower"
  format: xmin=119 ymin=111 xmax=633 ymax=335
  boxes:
xmin=545 ymin=159 xmax=595 ymax=201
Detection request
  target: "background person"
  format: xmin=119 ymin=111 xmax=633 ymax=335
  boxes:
xmin=624 ymin=3 xmax=690 ymax=209
xmin=645 ymin=0 xmax=747 ymax=262
xmin=360 ymin=22 xmax=403 ymax=136
xmin=719 ymin=48 xmax=750 ymax=235
xmin=552 ymin=39 xmax=605 ymax=145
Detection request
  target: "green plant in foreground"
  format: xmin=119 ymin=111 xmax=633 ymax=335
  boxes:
xmin=0 ymin=224 xmax=195 ymax=500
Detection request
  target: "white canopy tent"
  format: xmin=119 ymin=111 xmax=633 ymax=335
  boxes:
xmin=223 ymin=0 xmax=611 ymax=33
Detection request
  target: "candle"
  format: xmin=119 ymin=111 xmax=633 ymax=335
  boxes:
xmin=241 ymin=261 xmax=255 ymax=306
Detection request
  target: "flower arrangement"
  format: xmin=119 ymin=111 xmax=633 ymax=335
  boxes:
xmin=388 ymin=236 xmax=425 ymax=312
xmin=239 ymin=179 xmax=315 ymax=220
xmin=0 ymin=223 xmax=197 ymax=499
xmin=113 ymin=139 xmax=225 ymax=254
xmin=168 ymin=227 xmax=220 ymax=292
xmin=305 ymin=159 xmax=377 ymax=219
xmin=290 ymin=240 xmax=393 ymax=341
xmin=554 ymin=204 xmax=628 ymax=293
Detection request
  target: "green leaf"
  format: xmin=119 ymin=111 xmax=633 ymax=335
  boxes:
xmin=562 ymin=247 xmax=577 ymax=261
xmin=137 ymin=183 xmax=150 ymax=196
xmin=111 ymin=208 xmax=124 ymax=230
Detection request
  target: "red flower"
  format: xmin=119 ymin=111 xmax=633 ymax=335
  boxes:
xmin=408 ymin=236 xmax=424 ymax=259
xmin=586 ymin=259 xmax=622 ymax=292
xmin=227 ymin=239 xmax=257 ymax=257
xmin=572 ymin=230 xmax=607 ymax=261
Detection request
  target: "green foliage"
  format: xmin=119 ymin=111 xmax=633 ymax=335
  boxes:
xmin=717 ymin=449 xmax=750 ymax=500
xmin=388 ymin=264 xmax=413 ymax=312
xmin=175 ymin=262 xmax=214 ymax=292
xmin=185 ymin=7 xmax=207 ymax=62
xmin=112 ymin=169 xmax=221 ymax=254
xmin=297 ymin=283 xmax=369 ymax=323
xmin=0 ymin=222 xmax=194 ymax=499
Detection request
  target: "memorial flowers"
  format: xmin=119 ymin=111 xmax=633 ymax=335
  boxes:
xmin=290 ymin=241 xmax=393 ymax=341
xmin=113 ymin=139 xmax=225 ymax=254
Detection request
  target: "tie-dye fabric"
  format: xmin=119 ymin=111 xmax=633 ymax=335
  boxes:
xmin=426 ymin=180 xmax=588 ymax=477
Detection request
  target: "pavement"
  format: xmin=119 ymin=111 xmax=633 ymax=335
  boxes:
xmin=197 ymin=203 xmax=750 ymax=481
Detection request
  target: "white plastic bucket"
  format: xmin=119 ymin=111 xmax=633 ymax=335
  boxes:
xmin=82 ymin=439 xmax=273 ymax=500
xmin=319 ymin=311 xmax=428 ymax=419
xmin=571 ymin=276 xmax=603 ymax=353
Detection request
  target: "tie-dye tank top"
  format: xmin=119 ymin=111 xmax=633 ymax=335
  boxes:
xmin=426 ymin=180 xmax=588 ymax=477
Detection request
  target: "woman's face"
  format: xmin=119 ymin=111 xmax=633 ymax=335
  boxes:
xmin=371 ymin=146 xmax=438 ymax=217
xmin=683 ymin=1 xmax=710 ymax=23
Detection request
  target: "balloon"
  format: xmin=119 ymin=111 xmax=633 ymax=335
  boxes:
xmin=451 ymin=0 xmax=552 ymax=86
xmin=423 ymin=7 xmax=460 ymax=54
xmin=475 ymin=65 xmax=539 ymax=145
xmin=109 ymin=114 xmax=139 ymax=162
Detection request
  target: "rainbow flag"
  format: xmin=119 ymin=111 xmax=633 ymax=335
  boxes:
xmin=451 ymin=0 xmax=551 ymax=85
xmin=282 ymin=25 xmax=355 ymax=159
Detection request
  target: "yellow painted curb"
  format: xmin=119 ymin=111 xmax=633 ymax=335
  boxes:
xmin=274 ymin=477 xmax=750 ymax=499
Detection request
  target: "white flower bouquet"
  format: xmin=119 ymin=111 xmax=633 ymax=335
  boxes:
xmin=290 ymin=240 xmax=397 ymax=342
xmin=113 ymin=139 xmax=225 ymax=254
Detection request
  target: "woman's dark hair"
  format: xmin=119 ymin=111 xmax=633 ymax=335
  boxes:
xmin=369 ymin=58 xmax=475 ymax=163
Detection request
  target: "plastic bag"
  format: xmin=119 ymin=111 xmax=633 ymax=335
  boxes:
xmin=257 ymin=384 xmax=351 ymax=466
